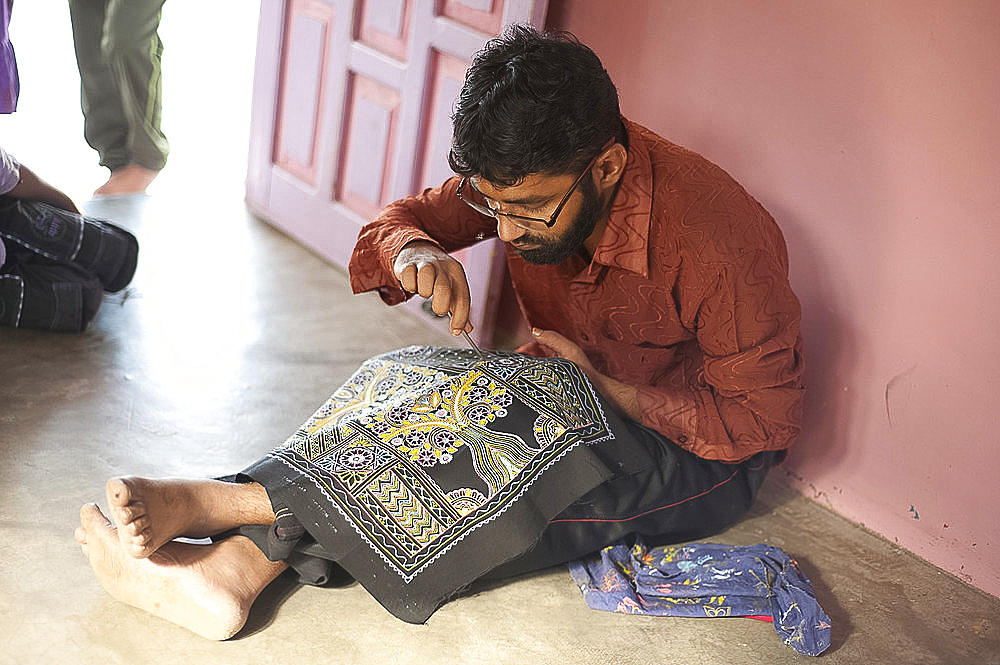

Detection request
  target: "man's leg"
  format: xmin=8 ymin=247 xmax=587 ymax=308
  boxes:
xmin=488 ymin=420 xmax=779 ymax=578
xmin=76 ymin=503 xmax=286 ymax=641
xmin=0 ymin=249 xmax=104 ymax=332
xmin=69 ymin=0 xmax=130 ymax=172
xmin=105 ymin=476 xmax=277 ymax=558
xmin=102 ymin=0 xmax=168 ymax=180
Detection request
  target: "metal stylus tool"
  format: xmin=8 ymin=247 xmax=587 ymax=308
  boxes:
xmin=451 ymin=313 xmax=484 ymax=354
xmin=461 ymin=329 xmax=483 ymax=353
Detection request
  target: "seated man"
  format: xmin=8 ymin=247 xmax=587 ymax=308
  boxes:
xmin=75 ymin=25 xmax=803 ymax=641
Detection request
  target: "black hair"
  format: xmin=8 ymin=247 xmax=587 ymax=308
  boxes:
xmin=448 ymin=24 xmax=623 ymax=187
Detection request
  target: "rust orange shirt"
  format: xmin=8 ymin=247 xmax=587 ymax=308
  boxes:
xmin=349 ymin=119 xmax=804 ymax=462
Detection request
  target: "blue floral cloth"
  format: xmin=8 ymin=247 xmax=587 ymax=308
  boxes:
xmin=568 ymin=539 xmax=831 ymax=656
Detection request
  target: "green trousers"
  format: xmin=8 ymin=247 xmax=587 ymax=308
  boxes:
xmin=68 ymin=0 xmax=169 ymax=172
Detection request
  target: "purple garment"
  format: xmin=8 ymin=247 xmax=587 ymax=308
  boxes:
xmin=0 ymin=0 xmax=17 ymax=113
xmin=0 ymin=144 xmax=18 ymax=268
xmin=0 ymin=145 xmax=19 ymax=194
xmin=568 ymin=539 xmax=832 ymax=656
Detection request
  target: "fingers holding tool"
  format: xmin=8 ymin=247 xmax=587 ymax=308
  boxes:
xmin=393 ymin=241 xmax=474 ymax=336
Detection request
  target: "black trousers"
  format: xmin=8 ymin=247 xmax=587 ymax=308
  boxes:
xmin=487 ymin=419 xmax=779 ymax=578
xmin=236 ymin=416 xmax=780 ymax=586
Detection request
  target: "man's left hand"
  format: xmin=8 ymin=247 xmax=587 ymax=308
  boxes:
xmin=530 ymin=328 xmax=596 ymax=375
xmin=530 ymin=327 xmax=642 ymax=422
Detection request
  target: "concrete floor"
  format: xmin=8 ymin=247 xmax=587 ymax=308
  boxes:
xmin=2 ymin=4 xmax=999 ymax=664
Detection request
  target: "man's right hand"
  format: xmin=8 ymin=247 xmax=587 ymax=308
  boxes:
xmin=393 ymin=241 xmax=473 ymax=336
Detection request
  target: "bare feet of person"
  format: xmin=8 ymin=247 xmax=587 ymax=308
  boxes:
xmin=106 ymin=476 xmax=275 ymax=559
xmin=94 ymin=164 xmax=160 ymax=197
xmin=75 ymin=503 xmax=286 ymax=640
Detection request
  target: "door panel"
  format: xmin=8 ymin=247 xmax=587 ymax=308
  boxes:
xmin=418 ymin=50 xmax=466 ymax=190
xmin=272 ymin=0 xmax=334 ymax=185
xmin=357 ymin=0 xmax=412 ymax=60
xmin=337 ymin=73 xmax=402 ymax=220
xmin=441 ymin=0 xmax=503 ymax=34
xmin=247 ymin=0 xmax=548 ymax=345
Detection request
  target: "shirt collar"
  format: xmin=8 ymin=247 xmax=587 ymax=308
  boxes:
xmin=589 ymin=118 xmax=653 ymax=279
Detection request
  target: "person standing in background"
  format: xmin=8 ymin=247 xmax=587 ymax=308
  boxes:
xmin=68 ymin=0 xmax=168 ymax=197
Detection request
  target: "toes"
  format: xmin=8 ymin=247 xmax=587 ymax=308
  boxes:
xmin=105 ymin=480 xmax=149 ymax=531
xmin=80 ymin=502 xmax=114 ymax=532
xmin=117 ymin=516 xmax=152 ymax=546
xmin=117 ymin=518 xmax=157 ymax=558
xmin=78 ymin=503 xmax=118 ymax=556
xmin=124 ymin=528 xmax=155 ymax=554
xmin=112 ymin=503 xmax=145 ymax=529
xmin=106 ymin=477 xmax=132 ymax=506
xmin=123 ymin=512 xmax=151 ymax=533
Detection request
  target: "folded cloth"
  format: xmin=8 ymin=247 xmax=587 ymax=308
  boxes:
xmin=568 ymin=539 xmax=831 ymax=656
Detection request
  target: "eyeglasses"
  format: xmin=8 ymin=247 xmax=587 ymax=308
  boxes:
xmin=456 ymin=139 xmax=615 ymax=231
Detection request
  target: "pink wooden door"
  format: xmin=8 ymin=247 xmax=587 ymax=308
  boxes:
xmin=247 ymin=0 xmax=548 ymax=346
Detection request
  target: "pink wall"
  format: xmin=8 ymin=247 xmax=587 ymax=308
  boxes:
xmin=547 ymin=0 xmax=1000 ymax=597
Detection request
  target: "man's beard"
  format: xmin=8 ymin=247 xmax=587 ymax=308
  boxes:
xmin=514 ymin=176 xmax=605 ymax=266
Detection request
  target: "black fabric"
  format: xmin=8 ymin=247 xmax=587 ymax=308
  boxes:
xmin=228 ymin=507 xmax=352 ymax=588
xmin=244 ymin=438 xmax=617 ymax=623
xmin=234 ymin=392 xmax=779 ymax=619
xmin=486 ymin=421 xmax=781 ymax=579
xmin=0 ymin=247 xmax=103 ymax=331
xmin=235 ymin=347 xmax=652 ymax=623
xmin=0 ymin=195 xmax=138 ymax=292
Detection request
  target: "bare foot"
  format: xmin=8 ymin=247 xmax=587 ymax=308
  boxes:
xmin=76 ymin=503 xmax=286 ymax=640
xmin=106 ymin=476 xmax=275 ymax=559
xmin=94 ymin=164 xmax=160 ymax=197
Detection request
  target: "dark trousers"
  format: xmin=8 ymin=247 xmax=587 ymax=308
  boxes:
xmin=487 ymin=418 xmax=780 ymax=578
xmin=68 ymin=0 xmax=169 ymax=172
xmin=236 ymin=416 xmax=780 ymax=586
xmin=0 ymin=246 xmax=103 ymax=331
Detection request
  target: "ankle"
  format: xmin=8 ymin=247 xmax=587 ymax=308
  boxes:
xmin=205 ymin=479 xmax=276 ymax=529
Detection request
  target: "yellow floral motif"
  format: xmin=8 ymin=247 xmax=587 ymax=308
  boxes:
xmin=386 ymin=370 xmax=512 ymax=466
xmin=654 ymin=545 xmax=683 ymax=563
xmin=703 ymin=604 xmax=733 ymax=617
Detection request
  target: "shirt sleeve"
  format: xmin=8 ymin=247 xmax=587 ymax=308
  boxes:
xmin=348 ymin=177 xmax=497 ymax=304
xmin=0 ymin=145 xmax=20 ymax=195
xmin=636 ymin=243 xmax=804 ymax=462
